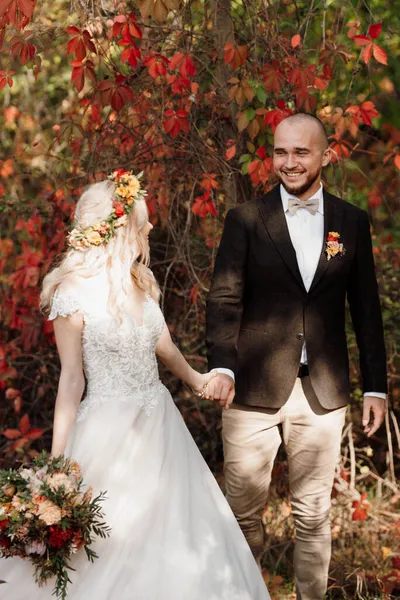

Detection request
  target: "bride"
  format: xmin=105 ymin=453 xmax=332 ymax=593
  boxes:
xmin=1 ymin=170 xmax=270 ymax=600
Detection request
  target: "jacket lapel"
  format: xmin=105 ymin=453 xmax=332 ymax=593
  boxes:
xmin=308 ymin=189 xmax=345 ymax=294
xmin=258 ymin=186 xmax=307 ymax=294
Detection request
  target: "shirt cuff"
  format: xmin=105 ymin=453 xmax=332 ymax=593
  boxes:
xmin=213 ymin=368 xmax=235 ymax=382
xmin=363 ymin=392 xmax=387 ymax=400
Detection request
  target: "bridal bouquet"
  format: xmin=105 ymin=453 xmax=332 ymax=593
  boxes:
xmin=0 ymin=452 xmax=110 ymax=600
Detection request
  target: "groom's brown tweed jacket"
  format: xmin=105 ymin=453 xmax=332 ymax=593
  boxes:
xmin=206 ymin=185 xmax=387 ymax=410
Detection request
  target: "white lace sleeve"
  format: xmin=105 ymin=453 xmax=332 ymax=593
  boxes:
xmin=48 ymin=289 xmax=82 ymax=321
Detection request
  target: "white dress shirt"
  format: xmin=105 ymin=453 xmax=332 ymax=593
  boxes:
xmin=217 ymin=183 xmax=385 ymax=400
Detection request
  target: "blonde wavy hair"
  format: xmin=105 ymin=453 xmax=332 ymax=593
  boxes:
xmin=40 ymin=180 xmax=159 ymax=318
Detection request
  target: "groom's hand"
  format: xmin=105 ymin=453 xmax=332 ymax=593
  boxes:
xmin=362 ymin=396 xmax=387 ymax=437
xmin=206 ymin=373 xmax=235 ymax=409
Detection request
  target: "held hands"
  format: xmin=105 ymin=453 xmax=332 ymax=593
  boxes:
xmin=362 ymin=396 xmax=387 ymax=437
xmin=193 ymin=371 xmax=235 ymax=410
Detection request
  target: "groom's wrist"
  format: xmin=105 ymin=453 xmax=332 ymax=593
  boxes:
xmin=214 ymin=368 xmax=235 ymax=382
xmin=363 ymin=392 xmax=387 ymax=400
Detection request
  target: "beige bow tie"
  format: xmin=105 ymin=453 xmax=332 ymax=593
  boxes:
xmin=288 ymin=197 xmax=319 ymax=215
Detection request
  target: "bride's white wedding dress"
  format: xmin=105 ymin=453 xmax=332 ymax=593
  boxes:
xmin=1 ymin=275 xmax=270 ymax=600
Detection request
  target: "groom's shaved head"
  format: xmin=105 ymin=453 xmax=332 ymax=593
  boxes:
xmin=278 ymin=113 xmax=329 ymax=150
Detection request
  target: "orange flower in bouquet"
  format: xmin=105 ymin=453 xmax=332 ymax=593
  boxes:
xmin=0 ymin=452 xmax=110 ymax=599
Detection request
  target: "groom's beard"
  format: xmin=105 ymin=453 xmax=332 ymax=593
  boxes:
xmin=275 ymin=167 xmax=321 ymax=197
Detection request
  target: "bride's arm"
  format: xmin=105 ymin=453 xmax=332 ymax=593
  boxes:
xmin=156 ymin=324 xmax=211 ymax=393
xmin=51 ymin=312 xmax=85 ymax=457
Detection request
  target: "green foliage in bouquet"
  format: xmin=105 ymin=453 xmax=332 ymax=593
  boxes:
xmin=0 ymin=451 xmax=110 ymax=600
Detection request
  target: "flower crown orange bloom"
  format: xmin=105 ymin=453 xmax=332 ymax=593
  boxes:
xmin=67 ymin=170 xmax=147 ymax=251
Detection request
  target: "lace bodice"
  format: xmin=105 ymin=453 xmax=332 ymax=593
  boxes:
xmin=49 ymin=281 xmax=166 ymax=421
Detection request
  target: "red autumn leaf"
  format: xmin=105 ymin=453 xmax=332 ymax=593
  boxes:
xmin=225 ymin=139 xmax=237 ymax=161
xmin=192 ymin=192 xmax=218 ymax=218
xmin=10 ymin=34 xmax=36 ymax=64
xmin=121 ymin=44 xmax=141 ymax=69
xmin=248 ymin=157 xmax=273 ymax=187
xmin=291 ymin=34 xmax=301 ymax=49
xmin=27 ymin=428 xmax=44 ymax=440
xmin=97 ymin=75 xmax=134 ymax=111
xmin=368 ymin=22 xmax=382 ymax=40
xmin=346 ymin=21 xmax=361 ymax=39
xmin=19 ymin=413 xmax=30 ymax=435
xmin=0 ymin=70 xmax=15 ymax=91
xmin=352 ymin=492 xmax=370 ymax=521
xmin=352 ymin=34 xmax=370 ymax=46
xmin=329 ymin=135 xmax=352 ymax=161
xmin=189 ymin=283 xmax=199 ymax=305
xmin=360 ymin=100 xmax=379 ymax=126
xmin=5 ymin=387 xmax=19 ymax=400
xmin=163 ymin=109 xmax=190 ymax=139
xmin=71 ymin=60 xmax=85 ymax=92
xmin=394 ymin=155 xmax=400 ymax=170
xmin=362 ymin=43 xmax=373 ymax=64
xmin=223 ymin=42 xmax=247 ymax=71
xmin=353 ymin=29 xmax=387 ymax=65
xmin=264 ymin=101 xmax=293 ymax=132
xmin=143 ymin=54 xmax=169 ymax=79
xmin=14 ymin=396 xmax=22 ymax=414
xmin=67 ymin=27 xmax=96 ymax=61
xmin=352 ymin=506 xmax=368 ymax=521
xmin=127 ymin=13 xmax=142 ymax=39
xmin=180 ymin=55 xmax=195 ymax=77
xmin=200 ymin=173 xmax=218 ymax=192
xmin=261 ymin=62 xmax=286 ymax=94
xmin=168 ymin=52 xmax=185 ymax=71
xmin=2 ymin=428 xmax=21 ymax=439
xmin=0 ymin=0 xmax=34 ymax=19
xmin=372 ymin=44 xmax=387 ymax=65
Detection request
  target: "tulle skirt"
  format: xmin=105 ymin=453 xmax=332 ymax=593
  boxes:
xmin=1 ymin=386 xmax=269 ymax=599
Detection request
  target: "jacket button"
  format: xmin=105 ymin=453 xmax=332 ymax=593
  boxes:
xmin=296 ymin=332 xmax=304 ymax=340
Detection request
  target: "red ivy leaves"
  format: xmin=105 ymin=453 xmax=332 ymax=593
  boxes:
xmin=352 ymin=23 xmax=387 ymax=65
xmin=71 ymin=59 xmax=96 ymax=93
xmin=248 ymin=147 xmax=273 ymax=187
xmin=97 ymin=75 xmax=134 ymax=111
xmin=168 ymin=53 xmax=195 ymax=77
xmin=192 ymin=191 xmax=217 ymax=218
xmin=66 ymin=26 xmax=97 ymax=61
xmin=352 ymin=491 xmax=371 ymax=521
xmin=10 ymin=31 xmax=35 ymax=64
xmin=0 ymin=69 xmax=15 ymax=90
xmin=163 ymin=109 xmax=190 ymax=138
xmin=291 ymin=34 xmax=301 ymax=49
xmin=225 ymin=139 xmax=237 ymax=161
xmin=346 ymin=100 xmax=379 ymax=127
xmin=0 ymin=0 xmax=34 ymax=25
xmin=200 ymin=173 xmax=218 ymax=192
xmin=143 ymin=54 xmax=169 ymax=79
xmin=223 ymin=42 xmax=247 ymax=71
xmin=261 ymin=61 xmax=286 ymax=95
xmin=115 ymin=14 xmax=142 ymax=69
xmin=112 ymin=13 xmax=142 ymax=40
xmin=264 ymin=100 xmax=293 ymax=132
xmin=120 ymin=43 xmax=141 ymax=69
xmin=2 ymin=413 xmax=44 ymax=450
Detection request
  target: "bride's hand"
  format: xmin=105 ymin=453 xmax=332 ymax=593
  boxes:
xmin=191 ymin=370 xmax=218 ymax=400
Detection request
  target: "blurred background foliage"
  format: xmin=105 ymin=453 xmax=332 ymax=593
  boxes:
xmin=0 ymin=0 xmax=399 ymax=596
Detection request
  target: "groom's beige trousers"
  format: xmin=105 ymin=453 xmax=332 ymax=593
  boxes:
xmin=222 ymin=376 xmax=346 ymax=600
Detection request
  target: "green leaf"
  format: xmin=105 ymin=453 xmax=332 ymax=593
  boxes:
xmin=238 ymin=153 xmax=251 ymax=164
xmin=245 ymin=107 xmax=255 ymax=121
xmin=256 ymin=86 xmax=268 ymax=104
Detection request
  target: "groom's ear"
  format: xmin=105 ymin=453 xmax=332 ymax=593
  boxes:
xmin=322 ymin=146 xmax=332 ymax=167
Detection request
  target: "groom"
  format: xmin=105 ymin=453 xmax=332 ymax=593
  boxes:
xmin=205 ymin=113 xmax=387 ymax=600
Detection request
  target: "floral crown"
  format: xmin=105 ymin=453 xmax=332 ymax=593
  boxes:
xmin=67 ymin=169 xmax=147 ymax=251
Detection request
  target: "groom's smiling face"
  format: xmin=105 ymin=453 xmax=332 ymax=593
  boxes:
xmin=273 ymin=117 xmax=331 ymax=201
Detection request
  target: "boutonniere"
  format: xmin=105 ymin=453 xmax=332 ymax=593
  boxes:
xmin=326 ymin=231 xmax=346 ymax=261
